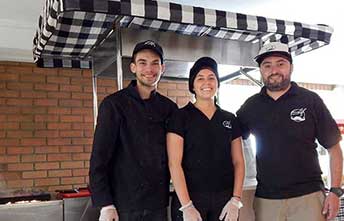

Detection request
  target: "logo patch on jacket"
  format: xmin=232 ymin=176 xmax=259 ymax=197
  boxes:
xmin=222 ymin=120 xmax=232 ymax=129
xmin=290 ymin=108 xmax=307 ymax=122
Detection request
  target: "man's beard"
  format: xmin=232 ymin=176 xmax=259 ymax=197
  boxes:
xmin=263 ymin=73 xmax=291 ymax=91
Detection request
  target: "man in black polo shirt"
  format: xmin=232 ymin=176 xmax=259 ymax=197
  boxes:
xmin=237 ymin=42 xmax=343 ymax=221
xmin=89 ymin=40 xmax=177 ymax=221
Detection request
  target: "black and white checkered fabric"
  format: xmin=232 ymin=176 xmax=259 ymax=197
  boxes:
xmin=33 ymin=0 xmax=333 ymax=68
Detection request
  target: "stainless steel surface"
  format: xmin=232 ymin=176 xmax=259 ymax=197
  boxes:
xmin=91 ymin=28 xmax=259 ymax=79
xmin=64 ymin=197 xmax=99 ymax=221
xmin=0 ymin=200 xmax=63 ymax=221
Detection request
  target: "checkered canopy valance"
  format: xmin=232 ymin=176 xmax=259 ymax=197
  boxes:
xmin=33 ymin=0 xmax=333 ymax=68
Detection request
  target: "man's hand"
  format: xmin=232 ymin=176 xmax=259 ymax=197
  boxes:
xmin=99 ymin=205 xmax=119 ymax=221
xmin=322 ymin=192 xmax=340 ymax=220
xmin=219 ymin=197 xmax=243 ymax=221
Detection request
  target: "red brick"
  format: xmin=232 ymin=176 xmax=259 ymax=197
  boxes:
xmin=7 ymin=130 xmax=33 ymax=138
xmin=60 ymin=84 xmax=82 ymax=92
xmin=34 ymin=99 xmax=58 ymax=106
xmin=0 ymin=82 xmax=5 ymax=89
xmin=35 ymin=162 xmax=59 ymax=170
xmin=7 ymin=147 xmax=34 ymax=155
xmin=7 ymin=163 xmax=33 ymax=171
xmin=60 ymin=130 xmax=83 ymax=137
xmin=0 ymin=131 xmax=5 ymax=138
xmin=0 ymin=147 xmax=6 ymax=154
xmin=72 ymin=138 xmax=92 ymax=145
xmin=0 ymin=73 xmax=19 ymax=81
xmin=47 ymin=123 xmax=71 ymax=130
xmin=71 ymin=78 xmax=92 ymax=86
xmin=47 ymin=76 xmax=70 ymax=84
xmin=84 ymin=145 xmax=92 ymax=153
xmin=48 ymin=169 xmax=72 ymax=177
xmin=176 ymin=82 xmax=189 ymax=90
xmin=7 ymin=66 xmax=33 ymax=74
xmin=21 ymin=107 xmax=47 ymax=114
xmin=71 ymin=107 xmax=91 ymax=115
xmin=60 ymin=115 xmax=83 ymax=122
xmin=21 ymin=138 xmax=46 ymax=146
xmin=84 ymin=161 xmax=90 ymax=168
xmin=34 ymin=130 xmax=59 ymax=138
xmin=33 ymin=67 xmax=58 ymax=76
xmin=7 ymin=179 xmax=33 ymax=188
xmin=0 ymin=172 xmax=21 ymax=180
xmin=83 ymin=100 xmax=93 ymax=108
xmin=20 ymin=74 xmax=46 ymax=83
xmin=7 ymin=98 xmax=33 ymax=106
xmin=82 ymin=70 xmax=92 ymax=78
xmin=47 ymin=138 xmax=71 ymax=146
xmin=2 ymin=90 xmax=19 ymax=97
xmin=48 ymin=185 xmax=73 ymax=192
xmin=71 ymin=92 xmax=91 ymax=100
xmin=20 ymin=91 xmax=47 ymax=98
xmin=61 ymin=176 xmax=85 ymax=185
xmin=34 ymin=115 xmax=59 ymax=122
xmin=1 ymin=122 xmax=20 ymax=129
xmin=21 ymin=154 xmax=47 ymax=162
xmin=59 ymin=99 xmax=82 ymax=107
xmin=72 ymin=169 xmax=89 ymax=176
xmin=106 ymin=87 xmax=117 ymax=94
xmin=47 ymin=91 xmax=71 ymax=99
xmin=7 ymin=114 xmax=34 ymax=122
xmin=0 ymin=138 xmax=20 ymax=146
xmin=47 ymin=153 xmax=72 ymax=161
xmin=61 ymin=161 xmax=84 ymax=169
xmin=60 ymin=145 xmax=84 ymax=153
xmin=84 ymin=130 xmax=93 ymax=138
xmin=0 ymin=155 xmax=20 ymax=163
xmin=7 ymin=82 xmax=33 ymax=90
xmin=167 ymin=90 xmax=188 ymax=97
xmin=34 ymin=178 xmax=60 ymax=186
xmin=21 ymin=122 xmax=46 ymax=130
xmin=59 ymin=69 xmax=82 ymax=77
xmin=23 ymin=171 xmax=47 ymax=179
xmin=158 ymin=82 xmax=177 ymax=90
xmin=98 ymin=79 xmax=117 ymax=87
xmin=34 ymin=83 xmax=59 ymax=91
xmin=72 ymin=153 xmax=90 ymax=161
xmin=48 ymin=107 xmax=71 ymax=114
xmin=83 ymin=86 xmax=95 ymax=93
xmin=84 ymin=115 xmax=94 ymax=123
xmin=35 ymin=146 xmax=59 ymax=153
xmin=0 ymin=106 xmax=20 ymax=114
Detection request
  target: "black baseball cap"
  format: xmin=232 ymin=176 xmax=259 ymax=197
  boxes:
xmin=132 ymin=40 xmax=164 ymax=64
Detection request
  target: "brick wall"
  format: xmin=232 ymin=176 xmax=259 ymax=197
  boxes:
xmin=0 ymin=61 xmax=192 ymax=193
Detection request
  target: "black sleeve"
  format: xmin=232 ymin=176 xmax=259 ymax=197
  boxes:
xmin=89 ymin=97 xmax=120 ymax=207
xmin=236 ymin=105 xmax=251 ymax=140
xmin=313 ymin=94 xmax=342 ymax=148
xmin=166 ymin=109 xmax=186 ymax=138
xmin=231 ymin=116 xmax=242 ymax=140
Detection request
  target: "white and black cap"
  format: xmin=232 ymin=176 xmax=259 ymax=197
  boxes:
xmin=255 ymin=42 xmax=292 ymax=65
xmin=132 ymin=40 xmax=164 ymax=64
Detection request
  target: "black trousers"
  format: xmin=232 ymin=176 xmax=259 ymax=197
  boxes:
xmin=171 ymin=190 xmax=232 ymax=221
xmin=119 ymin=207 xmax=168 ymax=221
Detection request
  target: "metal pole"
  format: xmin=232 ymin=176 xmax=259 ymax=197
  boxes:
xmin=114 ymin=20 xmax=123 ymax=90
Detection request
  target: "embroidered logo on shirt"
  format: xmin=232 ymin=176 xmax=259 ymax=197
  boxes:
xmin=222 ymin=120 xmax=232 ymax=129
xmin=290 ymin=108 xmax=307 ymax=122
